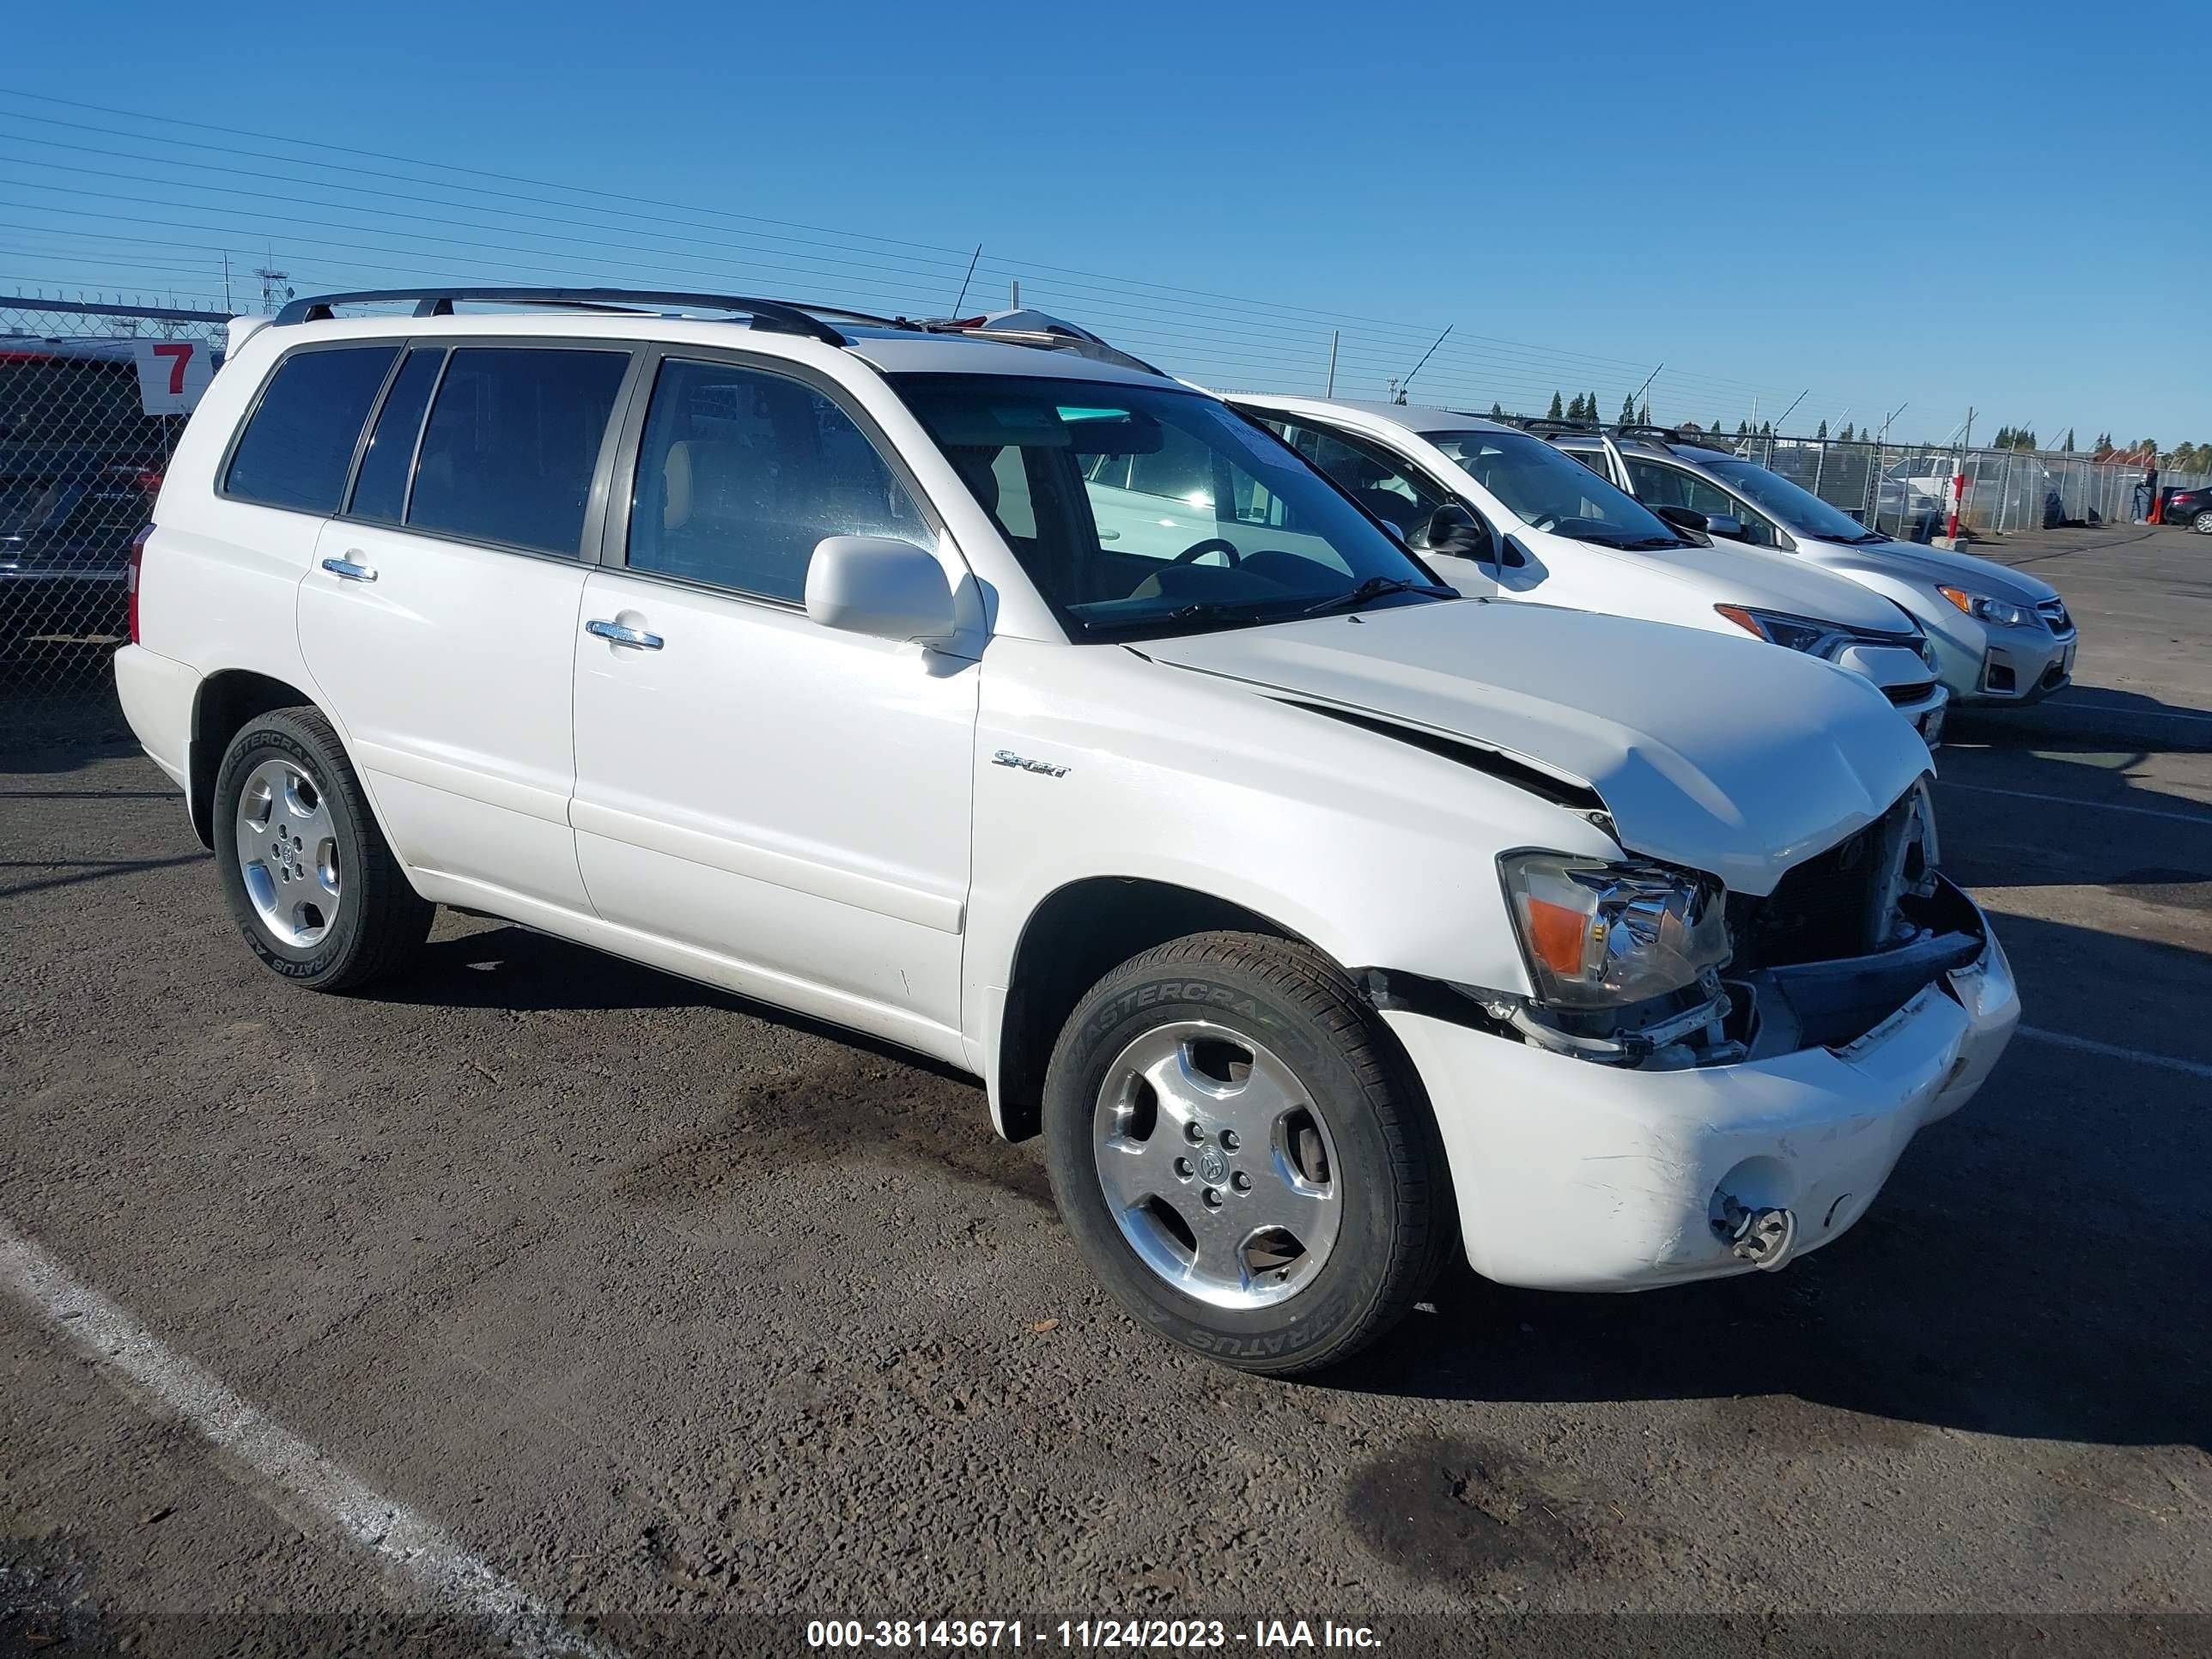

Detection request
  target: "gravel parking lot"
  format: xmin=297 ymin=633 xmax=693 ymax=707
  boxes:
xmin=4 ymin=524 xmax=2208 ymax=1655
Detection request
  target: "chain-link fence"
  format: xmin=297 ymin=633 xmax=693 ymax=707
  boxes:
xmin=3 ymin=299 xmax=229 ymax=710
xmin=1692 ymin=429 xmax=2212 ymax=541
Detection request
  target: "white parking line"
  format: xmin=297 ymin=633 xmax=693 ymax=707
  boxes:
xmin=0 ymin=1220 xmax=622 ymax=1659
xmin=2019 ymin=1026 xmax=2212 ymax=1082
xmin=1936 ymin=781 xmax=2212 ymax=826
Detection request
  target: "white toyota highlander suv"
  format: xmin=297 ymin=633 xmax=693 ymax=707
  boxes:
xmin=113 ymin=288 xmax=2019 ymax=1374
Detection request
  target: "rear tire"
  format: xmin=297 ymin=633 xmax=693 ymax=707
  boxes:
xmin=212 ymin=706 xmax=431 ymax=991
xmin=2192 ymin=509 xmax=2212 ymax=535
xmin=1041 ymin=931 xmax=1455 ymax=1375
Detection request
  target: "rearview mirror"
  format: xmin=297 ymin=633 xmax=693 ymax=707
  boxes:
xmin=806 ymin=537 xmax=957 ymax=644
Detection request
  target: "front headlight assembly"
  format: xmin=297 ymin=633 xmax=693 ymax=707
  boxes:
xmin=1498 ymin=853 xmax=1731 ymax=1010
xmin=1936 ymin=586 xmax=2036 ymax=628
xmin=1713 ymin=604 xmax=1852 ymax=657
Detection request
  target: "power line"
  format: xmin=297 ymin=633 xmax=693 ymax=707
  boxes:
xmin=0 ymin=88 xmax=1814 ymax=407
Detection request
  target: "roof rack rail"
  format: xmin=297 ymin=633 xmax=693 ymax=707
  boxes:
xmin=1508 ymin=416 xmax=1603 ymax=437
xmin=1612 ymin=423 xmax=1696 ymax=450
xmin=271 ymin=287 xmax=859 ymax=346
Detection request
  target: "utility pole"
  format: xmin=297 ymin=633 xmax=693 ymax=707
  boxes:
xmin=253 ymin=265 xmax=291 ymax=314
xmin=1325 ymin=330 xmax=1339 ymax=398
xmin=1009 ymin=279 xmax=1019 ymax=310
xmin=222 ymin=252 xmax=233 ymax=315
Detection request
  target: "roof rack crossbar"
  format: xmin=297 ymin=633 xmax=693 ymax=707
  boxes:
xmin=273 ymin=287 xmax=853 ymax=345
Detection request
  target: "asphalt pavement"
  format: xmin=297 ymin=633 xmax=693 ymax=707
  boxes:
xmin=3 ymin=523 xmax=2208 ymax=1656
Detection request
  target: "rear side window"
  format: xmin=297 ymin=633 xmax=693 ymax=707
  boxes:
xmin=407 ymin=348 xmax=630 ymax=556
xmin=223 ymin=346 xmax=399 ymax=512
xmin=347 ymin=347 xmax=446 ymax=524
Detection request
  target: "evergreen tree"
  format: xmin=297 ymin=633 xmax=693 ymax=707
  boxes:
xmin=1619 ymin=393 xmax=1637 ymax=426
xmin=2062 ymin=428 xmax=2075 ymax=452
xmin=1638 ymin=401 xmax=1651 ymax=426
xmin=1583 ymin=392 xmax=1600 ymax=426
xmin=1838 ymin=422 xmax=1856 ymax=441
xmin=1737 ymin=419 xmax=1749 ymax=435
xmin=1547 ymin=391 xmax=1565 ymax=420
xmin=1760 ymin=421 xmax=1772 ymax=438
xmin=1490 ymin=402 xmax=1505 ymax=419
xmin=1816 ymin=419 xmax=1829 ymax=440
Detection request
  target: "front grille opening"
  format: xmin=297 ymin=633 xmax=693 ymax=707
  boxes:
xmin=1729 ymin=793 xmax=1918 ymax=969
xmin=1882 ymin=682 xmax=1933 ymax=706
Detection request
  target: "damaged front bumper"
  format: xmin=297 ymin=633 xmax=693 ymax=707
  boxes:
xmin=1378 ymin=889 xmax=2019 ymax=1292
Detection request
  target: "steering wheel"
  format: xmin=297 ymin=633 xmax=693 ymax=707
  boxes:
xmin=1171 ymin=537 xmax=1243 ymax=567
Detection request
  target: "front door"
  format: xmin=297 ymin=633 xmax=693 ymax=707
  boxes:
xmin=568 ymin=352 xmax=976 ymax=1053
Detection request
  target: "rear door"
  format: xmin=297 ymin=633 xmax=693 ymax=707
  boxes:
xmin=297 ymin=340 xmax=639 ymax=914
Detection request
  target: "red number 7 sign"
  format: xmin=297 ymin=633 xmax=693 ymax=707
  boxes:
xmin=153 ymin=342 xmax=194 ymax=394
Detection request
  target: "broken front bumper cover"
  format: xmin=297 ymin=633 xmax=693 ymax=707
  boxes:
xmin=1380 ymin=896 xmax=2019 ymax=1293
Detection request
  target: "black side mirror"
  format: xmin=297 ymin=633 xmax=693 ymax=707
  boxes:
xmin=1654 ymin=503 xmax=1746 ymax=542
xmin=1419 ymin=501 xmax=1493 ymax=561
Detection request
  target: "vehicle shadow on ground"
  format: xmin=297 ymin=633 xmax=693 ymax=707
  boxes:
xmin=367 ymin=923 xmax=981 ymax=1090
xmin=1933 ymin=741 xmax=2212 ymax=896
xmin=1949 ymin=686 xmax=2212 ymax=756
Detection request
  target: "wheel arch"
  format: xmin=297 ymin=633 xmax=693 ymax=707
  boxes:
xmin=991 ymin=875 xmax=1332 ymax=1143
xmin=188 ymin=669 xmax=337 ymax=848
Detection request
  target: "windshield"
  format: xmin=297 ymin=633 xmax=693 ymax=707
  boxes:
xmin=895 ymin=374 xmax=1449 ymax=640
xmin=1423 ymin=429 xmax=1685 ymax=548
xmin=1706 ymin=459 xmax=1881 ymax=542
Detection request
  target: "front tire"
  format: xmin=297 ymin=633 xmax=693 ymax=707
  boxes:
xmin=212 ymin=706 xmax=432 ymax=991
xmin=2192 ymin=509 xmax=2212 ymax=535
xmin=1042 ymin=932 xmax=1455 ymax=1375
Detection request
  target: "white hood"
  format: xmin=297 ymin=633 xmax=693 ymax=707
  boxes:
xmin=1142 ymin=599 xmax=1931 ymax=896
xmin=1540 ymin=532 xmax=1915 ymax=633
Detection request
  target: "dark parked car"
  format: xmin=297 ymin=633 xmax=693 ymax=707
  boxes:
xmin=2163 ymin=483 xmax=2212 ymax=534
xmin=1 ymin=337 xmax=194 ymax=655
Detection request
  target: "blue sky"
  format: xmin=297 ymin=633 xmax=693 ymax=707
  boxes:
xmin=5 ymin=0 xmax=2204 ymax=444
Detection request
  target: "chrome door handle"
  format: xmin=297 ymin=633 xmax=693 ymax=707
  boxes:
xmin=585 ymin=617 xmax=664 ymax=650
xmin=320 ymin=556 xmax=377 ymax=583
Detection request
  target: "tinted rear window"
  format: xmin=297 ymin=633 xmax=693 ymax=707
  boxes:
xmin=223 ymin=346 xmax=399 ymax=513
xmin=406 ymin=348 xmax=629 ymax=556
xmin=347 ymin=348 xmax=446 ymax=524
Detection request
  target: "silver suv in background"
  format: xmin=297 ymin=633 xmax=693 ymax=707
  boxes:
xmin=1554 ymin=429 xmax=2077 ymax=709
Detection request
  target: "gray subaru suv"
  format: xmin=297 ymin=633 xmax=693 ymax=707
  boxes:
xmin=1552 ymin=428 xmax=2076 ymax=709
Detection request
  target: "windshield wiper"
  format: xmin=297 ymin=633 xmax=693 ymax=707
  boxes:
xmin=1301 ymin=575 xmax=1455 ymax=617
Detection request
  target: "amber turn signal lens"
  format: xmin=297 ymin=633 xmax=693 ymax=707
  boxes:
xmin=1523 ymin=897 xmax=1590 ymax=977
